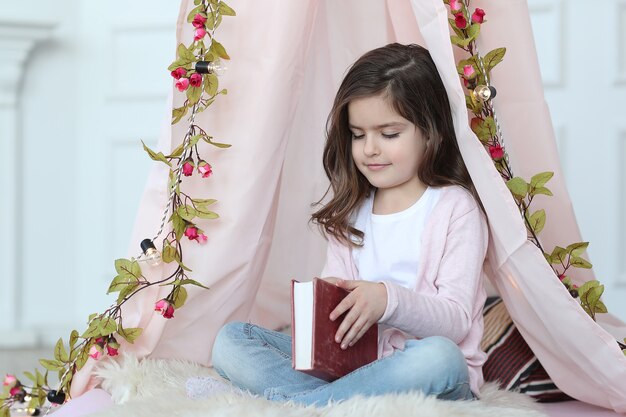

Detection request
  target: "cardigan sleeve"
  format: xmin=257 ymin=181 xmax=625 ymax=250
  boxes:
xmin=378 ymin=205 xmax=489 ymax=344
xmin=320 ymin=234 xmax=353 ymax=280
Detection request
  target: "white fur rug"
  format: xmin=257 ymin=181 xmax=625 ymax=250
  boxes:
xmin=89 ymin=354 xmax=548 ymax=417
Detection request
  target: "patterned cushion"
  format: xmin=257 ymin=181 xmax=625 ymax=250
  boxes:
xmin=481 ymin=297 xmax=572 ymax=402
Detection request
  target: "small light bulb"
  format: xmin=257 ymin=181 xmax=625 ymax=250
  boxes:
xmin=140 ymin=239 xmax=161 ymax=267
xmin=195 ymin=59 xmax=227 ymax=76
xmin=24 ymin=394 xmax=32 ymax=402
xmin=472 ymin=85 xmax=497 ymax=102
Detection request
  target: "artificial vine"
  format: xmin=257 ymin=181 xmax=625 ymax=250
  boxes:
xmin=443 ymin=0 xmax=626 ymax=354
xmin=0 ymin=1 xmax=236 ymax=416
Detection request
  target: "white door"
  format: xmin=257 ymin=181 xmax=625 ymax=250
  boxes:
xmin=529 ymin=0 xmax=626 ymax=319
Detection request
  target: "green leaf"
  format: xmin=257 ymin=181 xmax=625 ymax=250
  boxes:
xmin=189 ymin=134 xmax=202 ymax=147
xmin=451 ymin=35 xmax=472 ymax=48
xmin=69 ymin=329 xmax=79 ymax=349
xmin=530 ymin=171 xmax=554 ymax=188
xmin=470 ymin=117 xmax=496 ymax=141
xmin=550 ymin=246 xmax=567 ymax=264
xmin=204 ymin=73 xmax=219 ymax=97
xmin=99 ymin=317 xmax=118 ymax=336
xmin=162 ymin=244 xmax=178 ymax=264
xmin=172 ymin=212 xmax=187 ymax=240
xmin=187 ymin=5 xmax=204 ymax=22
xmin=570 ymin=256 xmax=593 ymax=269
xmin=35 ymin=369 xmax=45 ymax=387
xmin=172 ymin=286 xmax=188 ymax=309
xmin=54 ymin=338 xmax=69 ymax=363
xmin=210 ymin=40 xmax=230 ymax=60
xmin=205 ymin=11 xmax=217 ymax=30
xmin=114 ymin=258 xmax=142 ymax=279
xmin=595 ymin=300 xmax=608 ymax=314
xmin=142 ymin=140 xmax=172 ymax=167
xmin=117 ymin=327 xmax=143 ymax=344
xmin=39 ymin=359 xmax=64 ymax=372
xmin=23 ymin=371 xmax=36 ymax=383
xmin=82 ymin=318 xmax=102 ymax=338
xmin=177 ymin=205 xmax=197 ymax=222
xmin=108 ymin=274 xmax=139 ymax=294
xmin=172 ymin=105 xmax=188 ymax=124
xmin=117 ymin=283 xmax=139 ymax=304
xmin=167 ymin=58 xmax=191 ymax=72
xmin=168 ymin=143 xmax=185 ymax=158
xmin=75 ymin=349 xmax=90 ymax=370
xmin=193 ymin=198 xmax=217 ymax=206
xmin=177 ymin=43 xmax=197 ymax=63
xmin=577 ymin=280 xmax=600 ymax=296
xmin=0 ymin=406 xmax=9 ymax=417
xmin=483 ymin=47 xmax=506 ymax=73
xmin=180 ymin=278 xmax=211 ymax=290
xmin=528 ymin=209 xmax=546 ymax=235
xmin=566 ymin=242 xmax=589 ymax=258
xmin=530 ymin=186 xmax=553 ymax=197
xmin=206 ymin=138 xmax=232 ymax=148
xmin=186 ymin=86 xmax=202 ymax=105
xmin=194 ymin=209 xmax=219 ymax=219
xmin=506 ymin=177 xmax=528 ymax=198
xmin=466 ymin=23 xmax=480 ymax=42
xmin=218 ymin=2 xmax=236 ymax=16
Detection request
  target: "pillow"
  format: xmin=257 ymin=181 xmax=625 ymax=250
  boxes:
xmin=481 ymin=297 xmax=573 ymax=402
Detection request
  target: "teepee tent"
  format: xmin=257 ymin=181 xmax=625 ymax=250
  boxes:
xmin=67 ymin=0 xmax=626 ymax=413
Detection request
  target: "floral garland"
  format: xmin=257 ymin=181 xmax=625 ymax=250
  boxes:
xmin=0 ymin=1 xmax=236 ymax=416
xmin=443 ymin=0 xmax=626 ymax=354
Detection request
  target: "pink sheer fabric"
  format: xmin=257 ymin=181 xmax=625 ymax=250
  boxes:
xmin=69 ymin=0 xmax=626 ymax=413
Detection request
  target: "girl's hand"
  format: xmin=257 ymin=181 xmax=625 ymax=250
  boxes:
xmin=327 ymin=279 xmax=387 ymax=349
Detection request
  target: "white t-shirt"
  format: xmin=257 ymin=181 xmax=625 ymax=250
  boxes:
xmin=351 ymin=186 xmax=442 ymax=289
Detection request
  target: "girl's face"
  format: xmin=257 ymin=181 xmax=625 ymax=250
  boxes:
xmin=348 ymin=93 xmax=427 ymax=197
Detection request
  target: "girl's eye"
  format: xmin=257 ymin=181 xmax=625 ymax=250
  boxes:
xmin=351 ymin=133 xmax=364 ymax=140
xmin=382 ymin=133 xmax=399 ymax=139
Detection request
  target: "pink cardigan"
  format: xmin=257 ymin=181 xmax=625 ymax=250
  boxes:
xmin=320 ymin=184 xmax=490 ymax=395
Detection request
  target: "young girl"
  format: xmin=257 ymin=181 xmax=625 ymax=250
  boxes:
xmin=209 ymin=42 xmax=489 ymax=406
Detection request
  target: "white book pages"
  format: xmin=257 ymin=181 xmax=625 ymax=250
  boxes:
xmin=293 ymin=281 xmax=314 ymax=370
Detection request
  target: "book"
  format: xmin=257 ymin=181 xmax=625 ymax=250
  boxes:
xmin=291 ymin=278 xmax=378 ymax=382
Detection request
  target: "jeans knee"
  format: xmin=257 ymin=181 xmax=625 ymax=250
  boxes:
xmin=212 ymin=321 xmax=247 ymax=372
xmin=404 ymin=336 xmax=468 ymax=381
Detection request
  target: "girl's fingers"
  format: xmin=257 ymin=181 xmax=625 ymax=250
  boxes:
xmin=342 ymin=316 xmax=369 ymax=348
xmin=335 ymin=306 xmax=360 ymax=346
xmin=349 ymin=320 xmax=373 ymax=347
xmin=330 ymin=292 xmax=355 ymax=321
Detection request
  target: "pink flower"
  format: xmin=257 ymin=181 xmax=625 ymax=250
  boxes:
xmin=189 ymin=73 xmax=203 ymax=87
xmin=197 ymin=160 xmax=212 ymax=178
xmin=194 ymin=27 xmax=207 ymax=41
xmin=3 ymin=374 xmax=17 ymax=387
xmin=184 ymin=226 xmax=199 ymax=240
xmin=558 ymin=273 xmax=566 ymax=281
xmin=95 ymin=337 xmax=105 ymax=346
xmin=489 ymin=145 xmax=504 ymax=160
xmin=471 ymin=8 xmax=486 ymax=24
xmin=155 ymin=299 xmax=175 ymax=319
xmin=175 ymin=77 xmax=190 ymax=92
xmin=106 ymin=345 xmax=119 ymax=357
xmin=88 ymin=345 xmax=103 ymax=360
xmin=197 ymin=233 xmax=208 ymax=244
xmin=455 ymin=14 xmax=467 ymax=29
xmin=192 ymin=13 xmax=207 ymax=28
xmin=170 ymin=67 xmax=187 ymax=80
xmin=449 ymin=0 xmax=462 ymax=13
xmin=9 ymin=386 xmax=23 ymax=397
xmin=463 ymin=65 xmax=475 ymax=77
xmin=182 ymin=158 xmax=195 ymax=176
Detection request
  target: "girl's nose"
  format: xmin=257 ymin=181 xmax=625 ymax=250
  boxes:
xmin=363 ymin=136 xmax=380 ymax=156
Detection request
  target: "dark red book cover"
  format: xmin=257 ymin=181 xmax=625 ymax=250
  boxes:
xmin=291 ymin=278 xmax=378 ymax=382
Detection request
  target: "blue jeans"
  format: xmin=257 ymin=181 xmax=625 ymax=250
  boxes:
xmin=212 ymin=321 xmax=475 ymax=406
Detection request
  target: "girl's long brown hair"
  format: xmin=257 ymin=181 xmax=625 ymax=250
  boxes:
xmin=310 ymin=43 xmax=485 ymax=247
